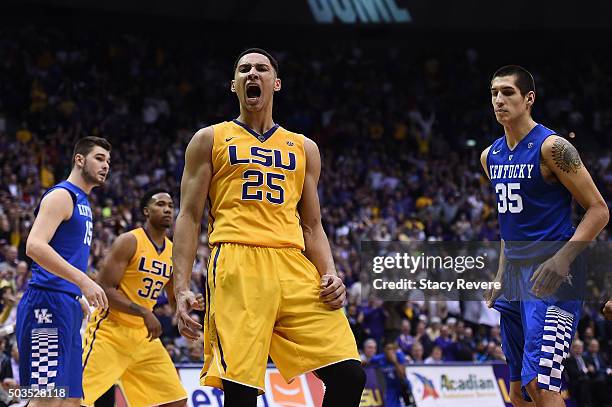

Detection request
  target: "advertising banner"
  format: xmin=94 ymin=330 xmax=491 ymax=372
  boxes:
xmin=178 ymin=367 xmax=324 ymax=407
xmin=406 ymin=365 xmax=505 ymax=407
xmin=174 ymin=364 xmax=578 ymax=407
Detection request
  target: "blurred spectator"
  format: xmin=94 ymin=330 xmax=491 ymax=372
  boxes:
xmin=424 ymin=345 xmax=443 ymax=364
xmin=414 ymin=320 xmax=433 ymax=357
xmin=564 ymin=339 xmax=594 ymax=407
xmin=397 ymin=319 xmax=415 ymax=355
xmin=362 ymin=296 xmax=386 ymax=344
xmin=426 ymin=316 xmax=441 ymax=341
xmin=360 ymin=338 xmax=378 ymax=365
xmin=367 ymin=340 xmax=410 ymax=407
xmin=433 ymin=324 xmax=455 ymax=361
xmin=584 ymin=339 xmax=612 ymax=405
xmin=181 ymin=338 xmax=204 ymax=363
xmin=347 ymin=303 xmax=366 ymax=350
xmin=0 ymin=339 xmax=12 ymax=380
xmin=409 ymin=342 xmax=425 ymax=364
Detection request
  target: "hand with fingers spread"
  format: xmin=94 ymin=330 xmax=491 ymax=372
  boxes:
xmin=319 ymin=274 xmax=346 ymax=310
xmin=143 ymin=311 xmax=162 ymax=341
xmin=78 ymin=275 xmax=109 ymax=310
xmin=176 ymin=290 xmax=203 ymax=341
xmin=530 ymin=255 xmax=570 ymax=298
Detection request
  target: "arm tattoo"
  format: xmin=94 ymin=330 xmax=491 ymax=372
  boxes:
xmin=551 ymin=137 xmax=583 ymax=174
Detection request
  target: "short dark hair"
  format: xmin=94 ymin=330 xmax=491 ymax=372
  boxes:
xmin=233 ymin=48 xmax=279 ymax=76
xmin=492 ymin=65 xmax=535 ymax=96
xmin=140 ymin=188 xmax=171 ymax=217
xmin=72 ymin=137 xmax=111 ymax=167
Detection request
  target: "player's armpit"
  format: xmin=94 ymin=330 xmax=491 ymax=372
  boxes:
xmin=541 ymin=136 xmax=609 ymax=245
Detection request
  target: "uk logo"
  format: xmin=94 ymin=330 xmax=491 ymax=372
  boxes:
xmin=34 ymin=309 xmax=53 ymax=324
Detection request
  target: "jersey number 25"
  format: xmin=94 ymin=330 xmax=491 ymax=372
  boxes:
xmin=241 ymin=169 xmax=285 ymax=204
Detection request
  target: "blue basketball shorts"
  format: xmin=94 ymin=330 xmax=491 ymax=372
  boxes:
xmin=16 ymin=286 xmax=84 ymax=398
xmin=494 ymin=257 xmax=583 ymax=398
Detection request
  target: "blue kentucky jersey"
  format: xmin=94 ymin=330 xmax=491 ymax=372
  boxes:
xmin=487 ymin=124 xmax=574 ymax=259
xmin=29 ymin=181 xmax=93 ymax=296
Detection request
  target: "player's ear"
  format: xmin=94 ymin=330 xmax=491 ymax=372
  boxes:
xmin=526 ymin=91 xmax=535 ymax=107
xmin=230 ymin=80 xmax=236 ymax=93
xmin=143 ymin=207 xmax=149 ymax=218
xmin=74 ymin=154 xmax=85 ymax=169
xmin=274 ymin=78 xmax=281 ymax=92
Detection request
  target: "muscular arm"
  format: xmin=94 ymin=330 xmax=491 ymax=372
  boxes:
xmin=172 ymin=127 xmax=214 ymax=339
xmin=542 ymin=136 xmax=609 ymax=260
xmin=298 ymin=138 xmax=336 ymax=277
xmin=97 ymin=233 xmax=147 ymax=316
xmin=173 ymin=127 xmax=214 ymax=295
xmin=26 ymin=189 xmax=89 ymax=288
xmin=298 ymin=138 xmax=346 ymax=309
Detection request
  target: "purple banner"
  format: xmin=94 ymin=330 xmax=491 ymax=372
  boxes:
xmin=360 ymin=366 xmax=385 ymax=407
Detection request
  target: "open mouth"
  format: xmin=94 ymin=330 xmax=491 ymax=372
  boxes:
xmin=246 ymin=83 xmax=261 ymax=100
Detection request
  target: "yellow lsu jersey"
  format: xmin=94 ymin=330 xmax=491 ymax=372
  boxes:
xmin=107 ymin=227 xmax=173 ymax=327
xmin=208 ymin=120 xmax=306 ymax=250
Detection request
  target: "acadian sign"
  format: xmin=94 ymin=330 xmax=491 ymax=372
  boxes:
xmin=406 ymin=365 xmax=506 ymax=407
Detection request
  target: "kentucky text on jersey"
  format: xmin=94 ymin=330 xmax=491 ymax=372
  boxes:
xmin=489 ymin=164 xmax=535 ymax=180
xmin=77 ymin=204 xmax=93 ymax=218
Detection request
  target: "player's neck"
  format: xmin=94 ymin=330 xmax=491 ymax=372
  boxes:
xmin=143 ymin=224 xmax=166 ymax=247
xmin=503 ymin=117 xmax=537 ymax=149
xmin=66 ymin=171 xmax=95 ymax=194
xmin=237 ymin=110 xmax=275 ymax=135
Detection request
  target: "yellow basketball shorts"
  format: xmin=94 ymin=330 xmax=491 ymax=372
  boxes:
xmin=202 ymin=243 xmax=360 ymax=393
xmin=81 ymin=311 xmax=187 ymax=406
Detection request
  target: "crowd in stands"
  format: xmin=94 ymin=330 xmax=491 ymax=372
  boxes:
xmin=0 ymin=24 xmax=611 ymax=404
